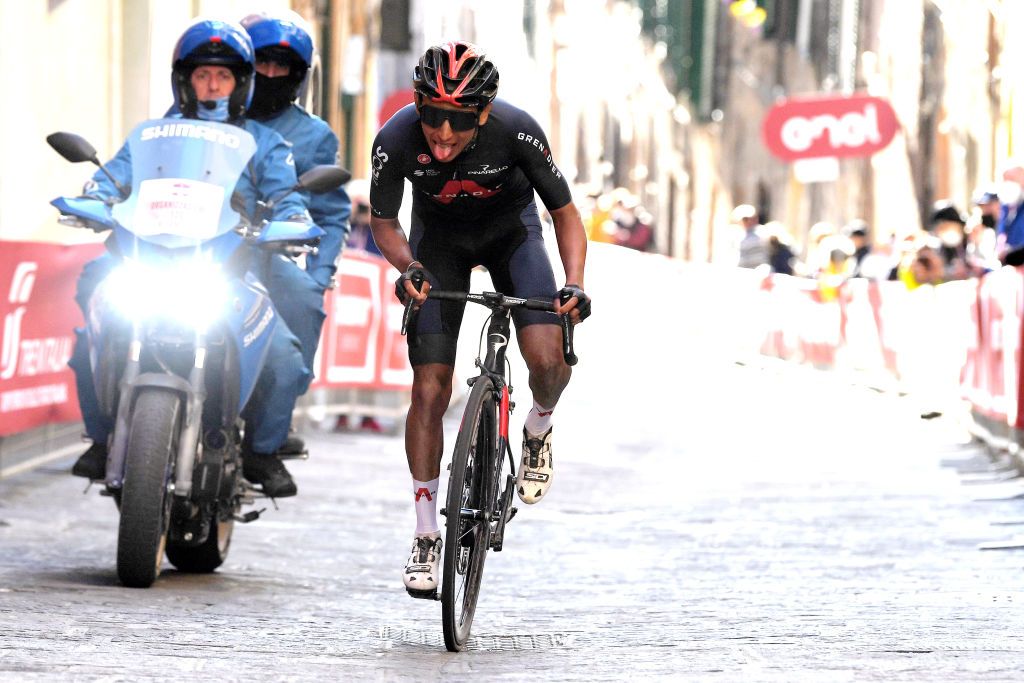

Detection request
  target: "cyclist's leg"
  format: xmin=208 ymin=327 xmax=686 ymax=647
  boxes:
xmin=403 ymin=215 xmax=472 ymax=593
xmin=404 ymin=214 xmax=474 ymax=481
xmin=485 ymin=203 xmax=567 ymax=503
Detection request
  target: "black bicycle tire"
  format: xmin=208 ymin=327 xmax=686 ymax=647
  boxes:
xmin=441 ymin=377 xmax=499 ymax=651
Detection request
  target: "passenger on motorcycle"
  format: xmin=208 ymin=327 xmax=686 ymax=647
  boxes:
xmin=368 ymin=41 xmax=592 ymax=595
xmin=238 ymin=10 xmax=351 ymax=453
xmin=69 ymin=18 xmax=313 ymax=497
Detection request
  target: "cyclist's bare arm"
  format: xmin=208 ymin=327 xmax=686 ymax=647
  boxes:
xmin=548 ymin=201 xmax=589 ymax=321
xmin=370 ymin=214 xmax=430 ymax=303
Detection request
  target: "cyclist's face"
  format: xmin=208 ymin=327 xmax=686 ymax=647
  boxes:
xmin=418 ymin=99 xmax=491 ymax=163
xmin=191 ymin=65 xmax=235 ymax=100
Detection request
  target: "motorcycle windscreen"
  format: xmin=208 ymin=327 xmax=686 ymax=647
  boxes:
xmin=111 ymin=118 xmax=257 ymax=248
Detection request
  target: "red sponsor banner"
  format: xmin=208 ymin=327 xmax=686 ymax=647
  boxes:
xmin=762 ymin=93 xmax=899 ymax=161
xmin=314 ymin=251 xmax=412 ymax=390
xmin=0 ymin=241 xmax=105 ymax=436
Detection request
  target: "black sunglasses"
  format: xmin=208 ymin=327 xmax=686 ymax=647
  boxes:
xmin=419 ymin=104 xmax=479 ymax=132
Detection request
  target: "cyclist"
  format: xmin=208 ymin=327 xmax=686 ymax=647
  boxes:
xmin=368 ymin=41 xmax=592 ymax=595
xmin=68 ymin=18 xmax=312 ymax=497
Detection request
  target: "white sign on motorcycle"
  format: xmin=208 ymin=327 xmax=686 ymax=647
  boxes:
xmin=133 ymin=178 xmax=225 ymax=238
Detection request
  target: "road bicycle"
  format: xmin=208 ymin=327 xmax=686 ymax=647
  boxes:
xmin=402 ymin=287 xmax=577 ymax=651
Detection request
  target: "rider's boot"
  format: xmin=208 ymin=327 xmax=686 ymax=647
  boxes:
xmin=403 ymin=533 xmax=442 ymax=598
xmin=516 ymin=426 xmax=553 ymax=504
xmin=274 ymin=432 xmax=306 ymax=457
xmin=71 ymin=442 xmax=107 ymax=480
xmin=243 ymin=453 xmax=297 ymax=497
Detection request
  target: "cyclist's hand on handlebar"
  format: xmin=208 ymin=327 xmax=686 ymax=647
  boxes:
xmin=395 ymin=261 xmax=432 ymax=308
xmin=556 ymin=284 xmax=592 ymax=324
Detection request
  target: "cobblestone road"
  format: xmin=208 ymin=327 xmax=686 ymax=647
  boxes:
xmin=2 ymin=355 xmax=1023 ymax=681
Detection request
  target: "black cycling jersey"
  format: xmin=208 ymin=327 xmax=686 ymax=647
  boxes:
xmin=369 ymin=99 xmax=573 ymax=223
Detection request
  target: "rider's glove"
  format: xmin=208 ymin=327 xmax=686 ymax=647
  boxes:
xmin=395 ymin=261 xmax=433 ymax=304
xmin=559 ymin=284 xmax=592 ymax=321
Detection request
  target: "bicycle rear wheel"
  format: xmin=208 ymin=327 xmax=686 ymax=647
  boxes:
xmin=442 ymin=377 xmax=499 ymax=651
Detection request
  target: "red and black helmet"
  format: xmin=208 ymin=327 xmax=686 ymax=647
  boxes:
xmin=413 ymin=41 xmax=499 ymax=109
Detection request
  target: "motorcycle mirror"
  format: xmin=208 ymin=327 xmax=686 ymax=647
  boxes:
xmin=46 ymin=132 xmax=100 ymax=165
xmin=297 ymin=165 xmax=352 ymax=195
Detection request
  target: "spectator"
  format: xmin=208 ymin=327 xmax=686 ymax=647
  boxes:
xmin=732 ymin=204 xmax=767 ymax=268
xmin=843 ymin=219 xmax=891 ymax=280
xmin=929 ymin=200 xmax=971 ymax=281
xmin=967 ymin=186 xmax=1000 ymax=274
xmin=816 ymin=234 xmax=854 ymax=301
xmin=762 ymin=221 xmax=797 ymax=275
xmin=616 ymin=206 xmax=654 ymax=252
xmin=344 ymin=179 xmax=382 ymax=257
xmin=802 ymin=221 xmax=838 ymax=277
xmin=997 ymin=160 xmax=1024 ymax=262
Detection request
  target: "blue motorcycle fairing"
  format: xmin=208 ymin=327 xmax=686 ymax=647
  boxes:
xmin=257 ymin=220 xmax=325 ymax=244
xmin=111 ymin=118 xmax=257 ymax=249
xmin=50 ymin=197 xmax=117 ymax=231
xmin=110 ymin=223 xmax=245 ymax=266
xmin=225 ymin=272 xmax=280 ymax=409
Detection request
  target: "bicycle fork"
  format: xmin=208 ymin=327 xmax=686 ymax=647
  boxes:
xmin=490 ymin=383 xmax=518 ymax=552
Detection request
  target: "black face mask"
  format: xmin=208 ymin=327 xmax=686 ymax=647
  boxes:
xmin=982 ymin=214 xmax=996 ymax=228
xmin=247 ymin=73 xmax=301 ymax=119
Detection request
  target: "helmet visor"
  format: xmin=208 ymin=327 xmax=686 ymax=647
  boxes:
xmin=419 ymin=104 xmax=478 ymax=132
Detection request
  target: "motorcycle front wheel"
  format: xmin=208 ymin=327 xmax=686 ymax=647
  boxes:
xmin=116 ymin=388 xmax=180 ymax=588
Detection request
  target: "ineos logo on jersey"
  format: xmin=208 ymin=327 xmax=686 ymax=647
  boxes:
xmin=432 ymin=180 xmax=501 ymax=204
xmin=371 ymin=146 xmax=389 ymax=183
xmin=417 ymin=153 xmax=431 ymax=164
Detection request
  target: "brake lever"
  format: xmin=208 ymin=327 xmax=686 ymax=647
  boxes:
xmin=400 ymin=271 xmax=426 ymax=338
xmin=558 ymin=290 xmax=578 ymax=367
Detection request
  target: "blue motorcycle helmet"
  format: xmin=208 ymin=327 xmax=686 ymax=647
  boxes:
xmin=240 ymin=11 xmax=315 ymax=118
xmin=172 ymin=18 xmax=255 ymax=120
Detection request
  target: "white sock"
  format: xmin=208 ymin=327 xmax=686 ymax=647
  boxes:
xmin=413 ymin=478 xmax=440 ymax=536
xmin=524 ymin=400 xmax=555 ymax=436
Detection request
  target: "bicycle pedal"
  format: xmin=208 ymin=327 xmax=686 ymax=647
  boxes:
xmin=406 ymin=587 xmax=439 ymax=601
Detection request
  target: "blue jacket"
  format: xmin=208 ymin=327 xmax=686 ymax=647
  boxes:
xmin=85 ymin=117 xmax=311 ymax=225
xmin=999 ymin=201 xmax=1024 ymax=250
xmin=255 ymin=105 xmax=351 ymax=288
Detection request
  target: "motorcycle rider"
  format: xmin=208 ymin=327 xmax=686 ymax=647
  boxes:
xmin=69 ymin=18 xmax=313 ymax=497
xmin=238 ymin=10 xmax=351 ymax=452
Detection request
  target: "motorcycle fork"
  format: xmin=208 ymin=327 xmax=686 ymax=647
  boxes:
xmin=104 ymin=322 xmax=142 ymax=488
xmin=103 ymin=325 xmax=208 ymax=496
xmin=173 ymin=331 xmax=208 ymax=498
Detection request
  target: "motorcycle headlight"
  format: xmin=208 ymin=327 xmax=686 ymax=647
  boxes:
xmin=106 ymin=259 xmax=229 ymax=330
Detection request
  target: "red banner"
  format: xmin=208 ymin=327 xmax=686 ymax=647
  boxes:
xmin=0 ymin=241 xmax=104 ymax=436
xmin=314 ymin=251 xmax=412 ymax=390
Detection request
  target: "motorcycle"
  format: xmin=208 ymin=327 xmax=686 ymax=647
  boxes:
xmin=47 ymin=117 xmax=349 ymax=588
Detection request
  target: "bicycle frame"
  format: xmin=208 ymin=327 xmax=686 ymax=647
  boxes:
xmin=401 ymin=288 xmax=577 ymax=650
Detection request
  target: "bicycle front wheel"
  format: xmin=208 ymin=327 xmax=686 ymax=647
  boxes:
xmin=442 ymin=376 xmax=499 ymax=651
